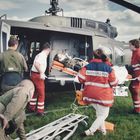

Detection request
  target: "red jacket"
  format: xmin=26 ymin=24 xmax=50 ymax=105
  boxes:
xmin=131 ymin=48 xmax=140 ymax=86
xmin=78 ymin=59 xmax=118 ymax=107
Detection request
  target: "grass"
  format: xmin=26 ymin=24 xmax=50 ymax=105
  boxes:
xmin=13 ymin=84 xmax=140 ymax=140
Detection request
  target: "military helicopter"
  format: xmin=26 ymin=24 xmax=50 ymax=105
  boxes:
xmin=0 ymin=0 xmax=137 ymax=85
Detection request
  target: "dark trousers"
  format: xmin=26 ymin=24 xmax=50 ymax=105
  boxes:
xmin=0 ymin=72 xmax=23 ymax=93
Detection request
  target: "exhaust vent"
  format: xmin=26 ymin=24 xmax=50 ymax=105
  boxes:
xmin=71 ymin=17 xmax=82 ymax=28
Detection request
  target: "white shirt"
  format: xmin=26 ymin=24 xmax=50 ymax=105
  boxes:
xmin=31 ymin=51 xmax=48 ymax=73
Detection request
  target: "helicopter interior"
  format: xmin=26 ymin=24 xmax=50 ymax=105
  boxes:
xmin=11 ymin=27 xmax=93 ymax=78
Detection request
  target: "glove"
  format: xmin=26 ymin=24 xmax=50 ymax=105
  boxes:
xmin=40 ymin=73 xmax=47 ymax=80
xmin=125 ymin=65 xmax=133 ymax=74
xmin=5 ymin=120 xmax=17 ymax=135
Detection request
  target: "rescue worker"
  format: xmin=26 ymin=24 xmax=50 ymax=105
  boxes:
xmin=29 ymin=42 xmax=51 ymax=116
xmin=78 ymin=49 xmax=118 ymax=136
xmin=0 ymin=79 xmax=35 ymax=140
xmin=129 ymin=39 xmax=140 ymax=114
xmin=0 ymin=36 xmax=28 ymax=93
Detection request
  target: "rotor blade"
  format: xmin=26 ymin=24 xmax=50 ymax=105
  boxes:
xmin=109 ymin=0 xmax=140 ymax=14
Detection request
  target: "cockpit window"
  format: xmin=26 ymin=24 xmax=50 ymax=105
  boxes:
xmin=98 ymin=23 xmax=108 ymax=33
xmin=115 ymin=47 xmax=124 ymax=56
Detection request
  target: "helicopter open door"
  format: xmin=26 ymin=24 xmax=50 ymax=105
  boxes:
xmin=0 ymin=21 xmax=11 ymax=53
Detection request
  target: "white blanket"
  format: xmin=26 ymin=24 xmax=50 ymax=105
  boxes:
xmin=112 ymin=66 xmax=128 ymax=84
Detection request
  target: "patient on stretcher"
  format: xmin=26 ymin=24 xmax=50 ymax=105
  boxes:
xmin=53 ymin=52 xmax=71 ymax=67
xmin=52 ymin=52 xmax=88 ymax=75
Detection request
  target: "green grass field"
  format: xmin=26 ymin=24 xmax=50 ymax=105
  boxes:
xmin=14 ymin=84 xmax=140 ymax=140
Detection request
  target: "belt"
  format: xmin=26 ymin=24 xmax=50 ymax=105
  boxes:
xmin=31 ymin=71 xmax=40 ymax=74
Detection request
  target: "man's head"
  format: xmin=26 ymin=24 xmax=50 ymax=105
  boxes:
xmin=129 ymin=39 xmax=140 ymax=51
xmin=8 ymin=36 xmax=18 ymax=50
xmin=41 ymin=42 xmax=51 ymax=55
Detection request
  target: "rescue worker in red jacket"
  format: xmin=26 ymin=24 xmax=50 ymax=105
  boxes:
xmin=29 ymin=42 xmax=51 ymax=116
xmin=78 ymin=49 xmax=118 ymax=136
xmin=129 ymin=39 xmax=140 ymax=114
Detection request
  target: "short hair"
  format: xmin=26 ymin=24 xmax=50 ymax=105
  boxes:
xmin=41 ymin=42 xmax=50 ymax=50
xmin=129 ymin=39 xmax=140 ymax=48
xmin=8 ymin=36 xmax=18 ymax=47
xmin=93 ymin=48 xmax=107 ymax=62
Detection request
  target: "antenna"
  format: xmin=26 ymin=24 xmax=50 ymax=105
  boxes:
xmin=45 ymin=0 xmax=63 ymax=16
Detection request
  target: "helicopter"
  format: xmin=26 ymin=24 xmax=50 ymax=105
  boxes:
xmin=0 ymin=0 xmax=137 ymax=85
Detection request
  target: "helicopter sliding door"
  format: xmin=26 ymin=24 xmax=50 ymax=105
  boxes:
xmin=0 ymin=21 xmax=11 ymax=53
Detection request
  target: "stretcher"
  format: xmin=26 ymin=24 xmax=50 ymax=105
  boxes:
xmin=51 ymin=60 xmax=77 ymax=76
xmin=113 ymin=85 xmax=128 ymax=96
xmin=113 ymin=66 xmax=133 ymax=96
xmin=16 ymin=113 xmax=88 ymax=140
xmin=114 ymin=76 xmax=140 ymax=96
